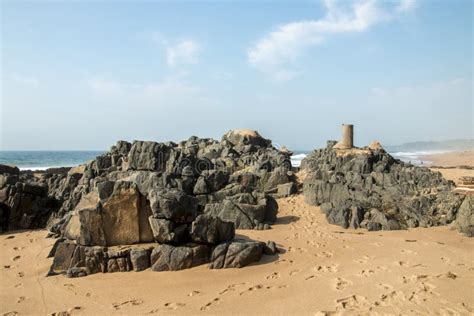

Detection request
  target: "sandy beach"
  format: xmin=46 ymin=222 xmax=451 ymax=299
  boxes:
xmin=1 ymin=151 xmax=474 ymax=315
xmin=421 ymin=150 xmax=474 ymax=185
xmin=1 ymin=194 xmax=473 ymax=315
xmin=422 ymin=150 xmax=474 ymax=168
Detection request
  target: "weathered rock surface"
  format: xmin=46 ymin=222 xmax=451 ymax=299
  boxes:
xmin=209 ymin=240 xmax=264 ymax=269
xmin=189 ymin=213 xmax=235 ymax=244
xmin=150 ymin=244 xmax=211 ymax=271
xmin=28 ymin=130 xmax=295 ymax=275
xmin=454 ymin=195 xmax=473 ymax=237
xmin=0 ymin=164 xmax=58 ymax=232
xmin=302 ymin=143 xmax=467 ymax=231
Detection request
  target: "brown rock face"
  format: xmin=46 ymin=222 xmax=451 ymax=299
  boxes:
xmin=102 ymin=186 xmax=141 ymax=246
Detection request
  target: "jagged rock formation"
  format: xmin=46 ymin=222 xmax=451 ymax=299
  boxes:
xmin=452 ymin=196 xmax=473 ymax=237
xmin=2 ymin=130 xmax=293 ymax=276
xmin=302 ymin=141 xmax=469 ymax=233
xmin=0 ymin=166 xmax=64 ymax=231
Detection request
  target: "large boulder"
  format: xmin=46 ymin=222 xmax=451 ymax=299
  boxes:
xmin=0 ymin=164 xmax=20 ymax=175
xmin=127 ymin=141 xmax=171 ymax=171
xmin=150 ymin=244 xmax=211 ymax=271
xmin=130 ymin=247 xmax=151 ymax=271
xmin=149 ymin=189 xmax=198 ymax=223
xmin=148 ymin=217 xmax=188 ymax=244
xmin=222 ymin=129 xmax=271 ymax=148
xmin=189 ymin=214 xmax=235 ymax=244
xmin=454 ymin=196 xmax=473 ymax=237
xmin=203 ymin=193 xmax=277 ymax=229
xmin=209 ymin=240 xmax=264 ymax=269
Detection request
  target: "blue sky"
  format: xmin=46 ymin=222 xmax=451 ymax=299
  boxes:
xmin=1 ymin=0 xmax=472 ymax=150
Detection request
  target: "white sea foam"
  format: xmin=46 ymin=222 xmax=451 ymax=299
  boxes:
xmin=19 ymin=165 xmax=75 ymax=171
xmin=291 ymin=153 xmax=307 ymax=167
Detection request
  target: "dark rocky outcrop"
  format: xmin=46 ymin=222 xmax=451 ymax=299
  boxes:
xmin=302 ymin=143 xmax=467 ymax=232
xmin=18 ymin=130 xmax=292 ymax=276
xmin=0 ymin=164 xmax=61 ymax=232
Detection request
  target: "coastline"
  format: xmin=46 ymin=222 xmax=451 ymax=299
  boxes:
xmin=421 ymin=150 xmax=474 ymax=168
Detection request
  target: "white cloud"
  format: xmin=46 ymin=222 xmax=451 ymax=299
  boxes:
xmin=396 ymin=0 xmax=417 ymax=13
xmin=148 ymin=33 xmax=201 ymax=67
xmin=166 ymin=39 xmax=200 ymax=67
xmin=248 ymin=0 xmax=418 ymax=81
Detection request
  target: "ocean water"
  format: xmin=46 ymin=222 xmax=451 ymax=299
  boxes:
xmin=290 ymin=151 xmax=309 ymax=168
xmin=0 ymin=149 xmax=445 ymax=171
xmin=0 ymin=151 xmax=104 ymax=170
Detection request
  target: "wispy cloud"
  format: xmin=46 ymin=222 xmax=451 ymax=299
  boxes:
xmin=248 ymin=0 xmax=418 ymax=81
xmin=396 ymin=0 xmax=417 ymax=13
xmin=166 ymin=39 xmax=200 ymax=67
xmin=150 ymin=33 xmax=201 ymax=67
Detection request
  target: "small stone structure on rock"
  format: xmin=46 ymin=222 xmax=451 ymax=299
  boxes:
xmin=333 ymin=124 xmax=354 ymax=149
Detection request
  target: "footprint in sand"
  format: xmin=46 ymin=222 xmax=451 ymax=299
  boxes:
xmin=395 ymin=261 xmax=409 ymax=267
xmin=219 ymin=282 xmax=247 ymax=295
xmin=377 ymin=283 xmax=394 ymax=290
xmin=316 ymin=251 xmax=334 ymax=258
xmin=441 ymin=257 xmax=451 ymax=264
xmin=112 ymin=299 xmax=143 ymax=310
xmin=163 ymin=302 xmax=185 ymax=310
xmin=11 ymin=256 xmax=21 ymax=261
xmin=315 ymin=264 xmax=339 ymax=273
xmin=306 ymin=240 xmax=326 ymax=248
xmin=401 ymin=249 xmax=418 ymax=255
xmin=274 ymin=259 xmax=293 ymax=265
xmin=200 ymin=298 xmax=220 ymax=311
xmin=376 ymin=266 xmax=391 ymax=272
xmin=4 ymin=265 xmax=11 ymax=269
xmin=266 ymin=272 xmax=281 ymax=280
xmin=188 ymin=290 xmax=201 ymax=296
xmin=288 ymin=247 xmax=307 ymax=253
xmin=64 ymin=284 xmax=78 ymax=295
xmin=16 ymin=297 xmax=25 ymax=304
xmin=17 ymin=272 xmax=24 ymax=278
xmin=335 ymin=295 xmax=370 ymax=311
xmin=335 ymin=278 xmax=351 ymax=291
xmin=305 ymin=275 xmax=317 ymax=281
xmin=5 ymin=236 xmax=15 ymax=240
xmin=436 ymin=272 xmax=457 ymax=279
xmin=240 ymin=284 xmax=264 ymax=296
xmin=378 ymin=290 xmax=406 ymax=306
xmin=356 ymin=270 xmax=375 ymax=277
xmin=289 ymin=269 xmax=299 ymax=276
xmin=401 ymin=274 xmax=429 ymax=284
xmin=265 ymin=285 xmax=288 ymax=290
xmin=14 ymin=284 xmax=22 ymax=288
xmin=353 ymin=255 xmax=373 ymax=264
xmin=3 ymin=312 xmax=18 ymax=316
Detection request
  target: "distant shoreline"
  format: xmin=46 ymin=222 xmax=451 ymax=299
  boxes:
xmin=420 ymin=150 xmax=474 ymax=168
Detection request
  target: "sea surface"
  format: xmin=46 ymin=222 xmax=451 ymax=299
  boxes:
xmin=0 ymin=151 xmax=104 ymax=170
xmin=0 ymin=149 xmax=445 ymax=171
